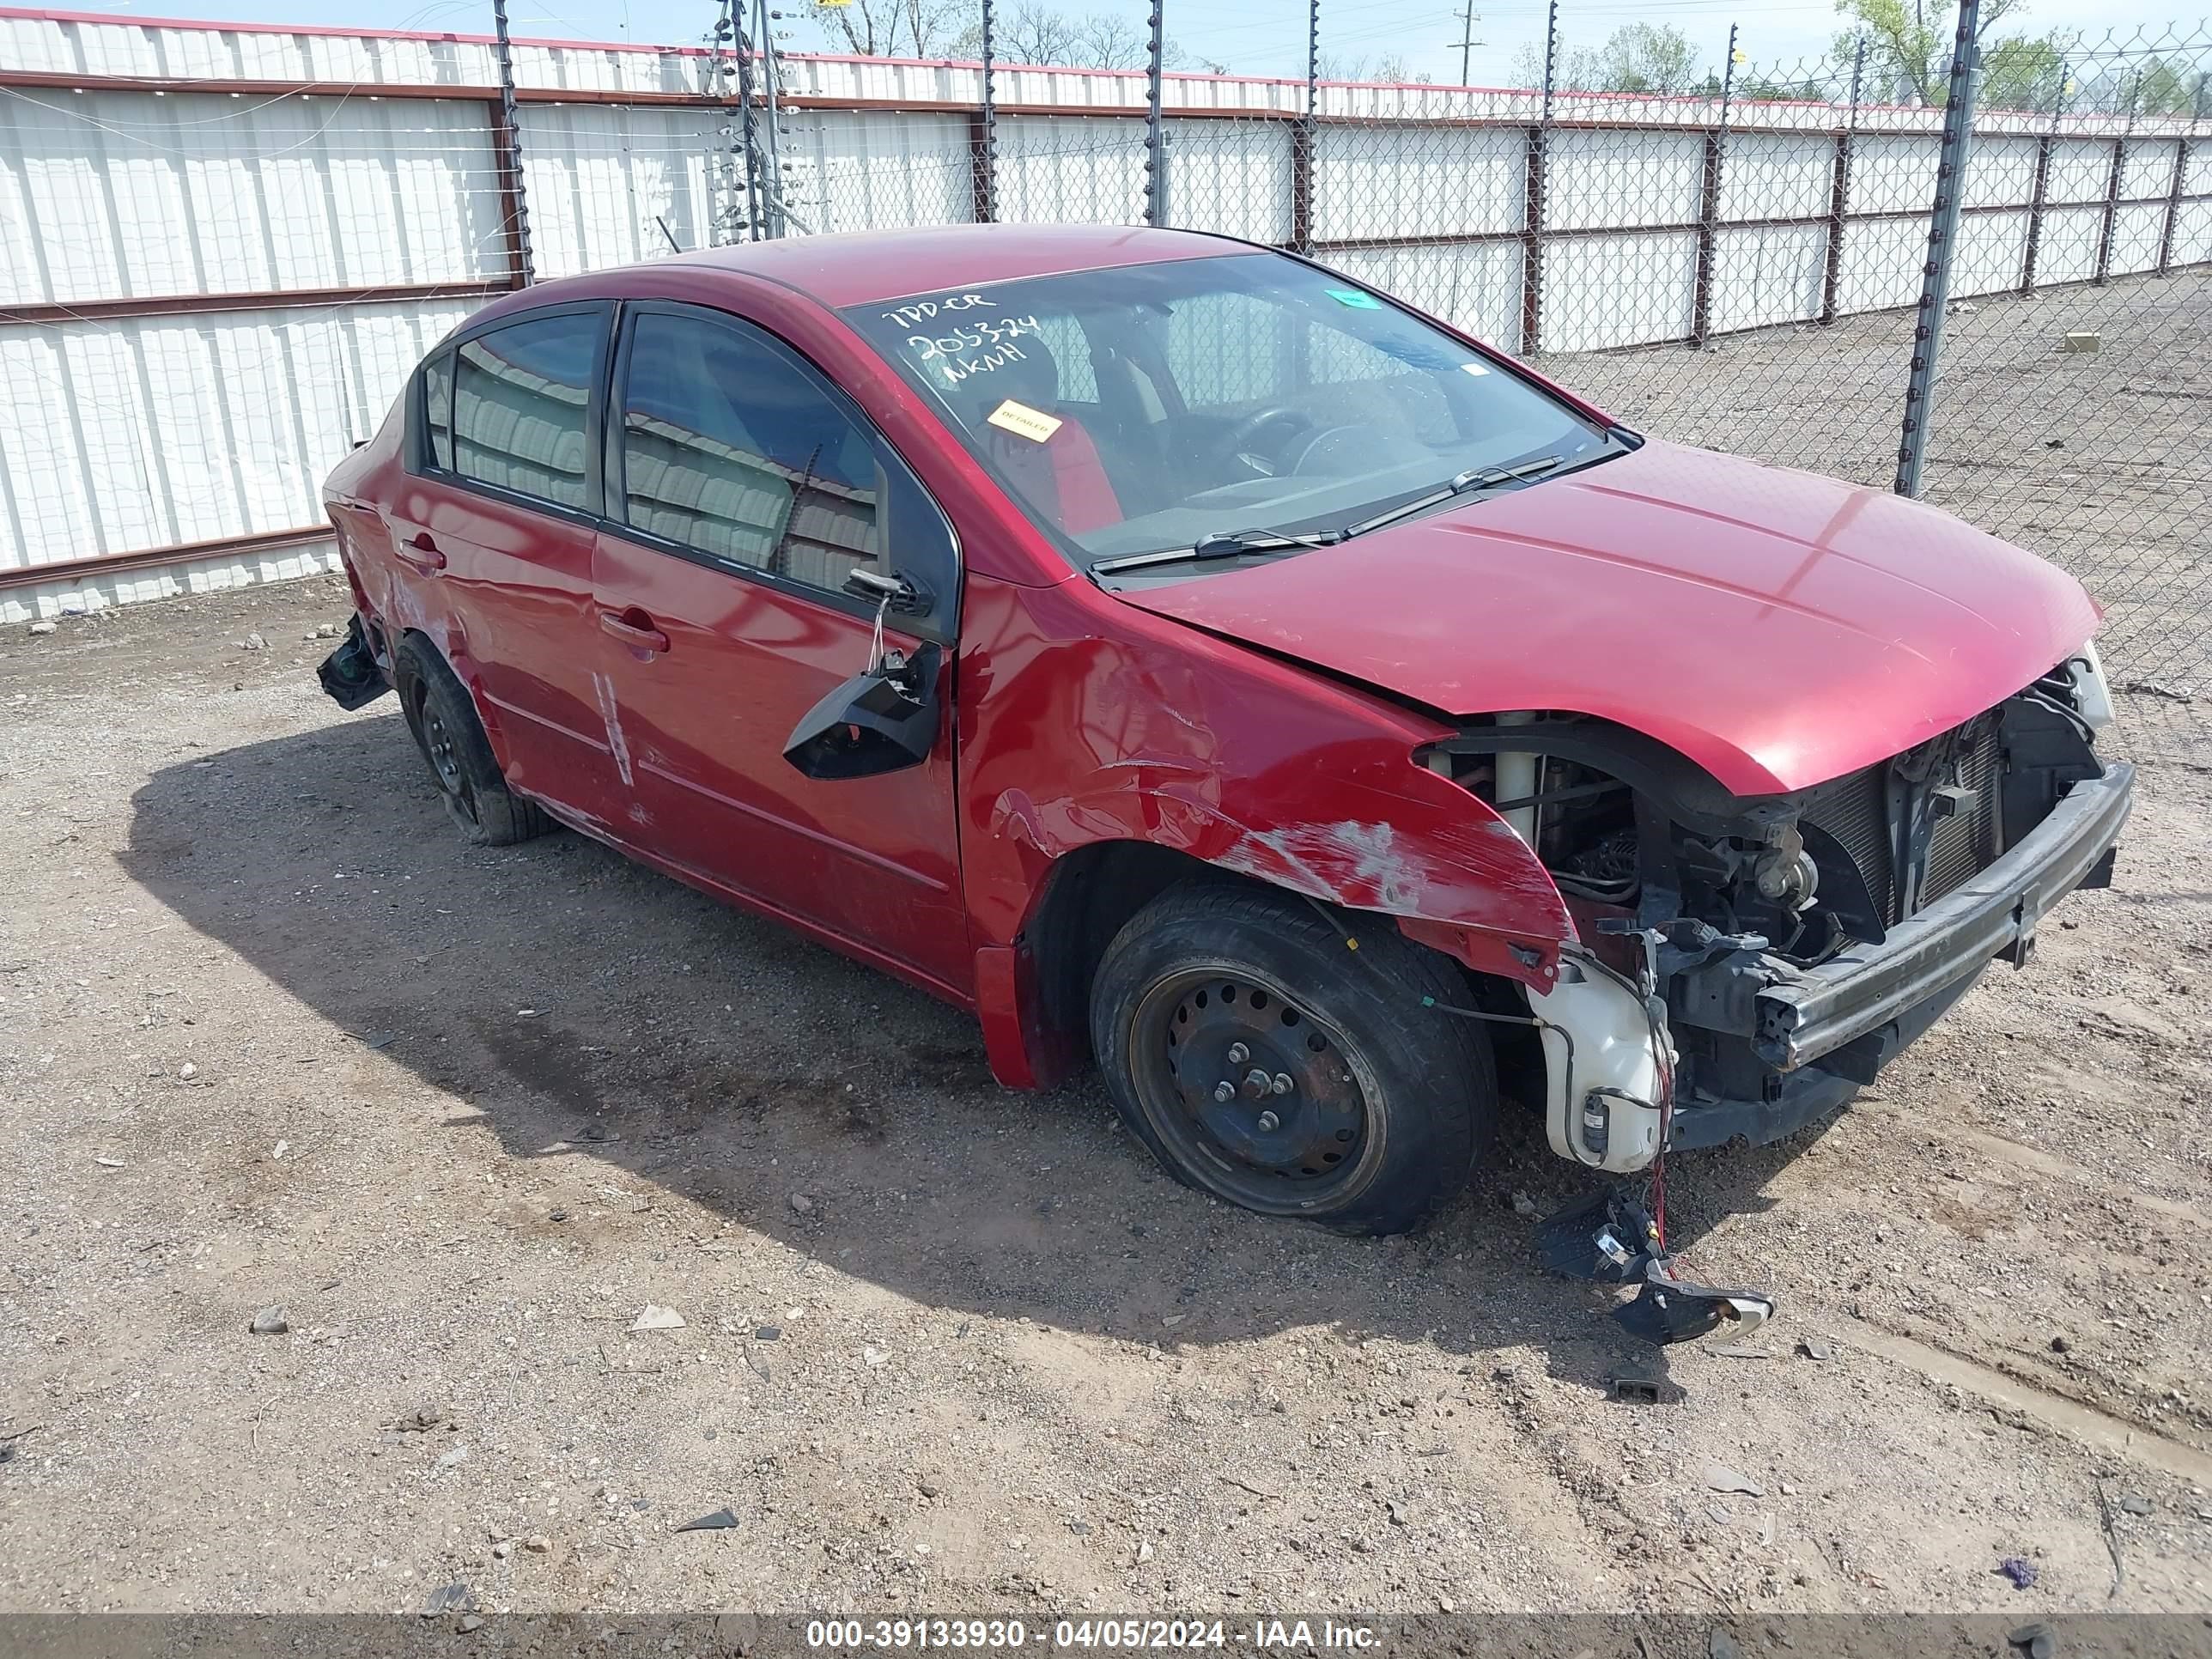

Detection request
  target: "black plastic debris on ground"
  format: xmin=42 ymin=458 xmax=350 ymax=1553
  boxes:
xmin=674 ymin=1508 xmax=738 ymax=1533
xmin=1602 ymin=1368 xmax=1684 ymax=1405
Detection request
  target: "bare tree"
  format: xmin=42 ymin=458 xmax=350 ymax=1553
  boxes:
xmin=1510 ymin=38 xmax=1577 ymax=88
xmin=958 ymin=0 xmax=1079 ymax=63
xmin=805 ymin=0 xmax=968 ymax=58
xmin=1512 ymin=23 xmax=1698 ymax=92
xmin=1070 ymin=10 xmax=1158 ymax=70
xmin=1316 ymin=50 xmax=1432 ymax=82
xmin=950 ymin=3 xmax=1198 ymax=69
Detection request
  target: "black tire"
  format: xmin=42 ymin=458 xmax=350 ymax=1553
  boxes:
xmin=1090 ymin=880 xmax=1495 ymax=1236
xmin=392 ymin=635 xmax=554 ymax=848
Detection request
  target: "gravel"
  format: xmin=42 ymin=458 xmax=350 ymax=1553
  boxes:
xmin=1 ymin=575 xmax=2209 ymax=1615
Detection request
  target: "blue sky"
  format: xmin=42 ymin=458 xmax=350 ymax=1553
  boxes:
xmin=51 ymin=0 xmax=2196 ymax=87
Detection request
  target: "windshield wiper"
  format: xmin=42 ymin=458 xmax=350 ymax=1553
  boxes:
xmin=1334 ymin=454 xmax=1563 ymax=541
xmin=1091 ymin=526 xmax=1342 ymax=576
xmin=1089 ymin=448 xmax=1600 ymax=577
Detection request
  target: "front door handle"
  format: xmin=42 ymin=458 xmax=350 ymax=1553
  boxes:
xmin=599 ymin=608 xmax=671 ymax=655
xmin=399 ymin=532 xmax=447 ymax=573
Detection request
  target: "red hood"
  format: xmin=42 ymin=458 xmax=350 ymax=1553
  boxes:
xmin=1109 ymin=439 xmax=2100 ymax=796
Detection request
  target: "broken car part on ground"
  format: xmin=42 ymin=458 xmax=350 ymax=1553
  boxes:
xmin=317 ymin=225 xmax=2130 ymax=1343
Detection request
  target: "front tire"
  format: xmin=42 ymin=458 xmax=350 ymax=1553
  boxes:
xmin=392 ymin=635 xmax=552 ymax=848
xmin=1090 ymin=881 xmax=1495 ymax=1236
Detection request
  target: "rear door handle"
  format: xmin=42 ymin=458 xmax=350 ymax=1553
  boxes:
xmin=599 ymin=609 xmax=671 ymax=655
xmin=399 ymin=532 xmax=447 ymax=573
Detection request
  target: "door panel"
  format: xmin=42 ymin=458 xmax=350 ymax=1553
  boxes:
xmin=589 ymin=303 xmax=969 ymax=989
xmin=410 ymin=491 xmax=621 ymax=824
xmin=398 ymin=307 xmax=630 ymax=833
xmin=591 ymin=532 xmax=966 ymax=984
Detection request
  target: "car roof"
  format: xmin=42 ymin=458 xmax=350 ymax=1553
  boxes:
xmin=518 ymin=223 xmax=1250 ymax=312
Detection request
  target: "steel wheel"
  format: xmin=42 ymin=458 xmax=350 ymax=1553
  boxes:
xmin=410 ymin=683 xmax=483 ymax=831
xmin=386 ymin=635 xmax=554 ymax=846
xmin=1091 ymin=881 xmax=1494 ymax=1235
xmin=1129 ymin=962 xmax=1384 ymax=1212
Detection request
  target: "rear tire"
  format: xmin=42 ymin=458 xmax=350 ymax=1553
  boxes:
xmin=1090 ymin=880 xmax=1494 ymax=1236
xmin=392 ymin=635 xmax=553 ymax=848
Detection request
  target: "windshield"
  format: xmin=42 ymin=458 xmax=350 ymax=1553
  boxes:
xmin=841 ymin=252 xmax=1611 ymax=569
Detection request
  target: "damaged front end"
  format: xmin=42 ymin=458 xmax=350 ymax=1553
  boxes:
xmin=1425 ymin=649 xmax=2131 ymax=1340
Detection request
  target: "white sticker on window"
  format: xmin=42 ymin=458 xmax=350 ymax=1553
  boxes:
xmin=986 ymin=399 xmax=1063 ymax=443
xmin=1460 ymin=361 xmax=1492 ymax=376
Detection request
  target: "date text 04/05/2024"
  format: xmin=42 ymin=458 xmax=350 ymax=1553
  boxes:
xmin=803 ymin=1620 xmax=1380 ymax=1650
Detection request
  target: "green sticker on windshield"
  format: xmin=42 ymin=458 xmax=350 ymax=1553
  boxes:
xmin=1326 ymin=288 xmax=1384 ymax=309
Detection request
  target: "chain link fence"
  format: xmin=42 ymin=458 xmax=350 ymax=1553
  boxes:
xmin=740 ymin=5 xmax=2212 ymax=698
xmin=2 ymin=0 xmax=2204 ymax=714
xmin=1911 ymin=27 xmax=2211 ymax=694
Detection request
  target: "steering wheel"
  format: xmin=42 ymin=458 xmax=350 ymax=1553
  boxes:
xmin=1212 ymin=404 xmax=1316 ymax=479
xmin=1278 ymin=422 xmax=1401 ymax=477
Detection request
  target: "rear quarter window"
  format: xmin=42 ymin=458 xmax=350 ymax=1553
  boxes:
xmin=422 ymin=353 xmax=453 ymax=471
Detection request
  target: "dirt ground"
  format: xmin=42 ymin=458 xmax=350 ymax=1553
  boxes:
xmin=2 ymin=575 xmax=2209 ymax=1620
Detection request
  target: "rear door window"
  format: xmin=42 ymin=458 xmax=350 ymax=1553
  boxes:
xmin=452 ymin=312 xmax=600 ymax=512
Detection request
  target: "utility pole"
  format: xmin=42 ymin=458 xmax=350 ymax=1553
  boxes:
xmin=1454 ymin=0 xmax=1482 ymax=86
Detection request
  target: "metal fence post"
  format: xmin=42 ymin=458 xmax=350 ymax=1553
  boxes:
xmin=1893 ymin=0 xmax=1981 ymax=499
xmin=489 ymin=0 xmax=534 ymax=285
xmin=1519 ymin=0 xmax=1559 ymax=355
xmin=1292 ymin=0 xmax=1318 ymax=252
xmin=2165 ymin=78 xmax=2210 ymax=273
xmin=1145 ymin=0 xmax=1169 ymax=227
xmin=1690 ymin=21 xmax=1739 ymax=347
xmin=2094 ymin=70 xmax=2138 ymax=285
xmin=756 ymin=0 xmax=787 ymax=238
xmin=2158 ymin=130 xmax=2186 ymax=273
xmin=975 ymin=0 xmax=999 ymax=223
xmin=711 ymin=0 xmax=765 ymax=243
xmin=2020 ymin=58 xmax=2062 ymax=294
xmin=737 ymin=2 xmax=769 ymax=239
xmin=1819 ymin=35 xmax=1865 ymax=324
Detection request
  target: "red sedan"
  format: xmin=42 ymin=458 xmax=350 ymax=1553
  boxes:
xmin=320 ymin=225 xmax=2128 ymax=1338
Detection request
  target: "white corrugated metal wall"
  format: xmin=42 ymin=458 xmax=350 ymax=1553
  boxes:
xmin=0 ymin=7 xmax=2199 ymax=621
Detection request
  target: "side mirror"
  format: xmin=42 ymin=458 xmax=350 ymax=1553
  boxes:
xmin=843 ymin=567 xmax=932 ymax=615
xmin=782 ymin=641 xmax=943 ymax=780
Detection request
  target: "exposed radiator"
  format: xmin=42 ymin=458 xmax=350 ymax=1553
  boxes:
xmin=1921 ymin=714 xmax=2004 ymax=907
xmin=1801 ymin=712 xmax=2005 ymax=926
xmin=1802 ymin=763 xmax=1896 ymax=923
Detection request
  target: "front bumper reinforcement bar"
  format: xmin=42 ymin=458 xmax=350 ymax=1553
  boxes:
xmin=1753 ymin=763 xmax=2134 ymax=1073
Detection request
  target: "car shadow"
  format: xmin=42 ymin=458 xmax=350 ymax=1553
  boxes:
xmin=124 ymin=714 xmax=1825 ymax=1394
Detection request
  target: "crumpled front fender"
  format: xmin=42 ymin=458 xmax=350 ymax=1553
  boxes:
xmin=961 ymin=575 xmax=1578 ymax=994
xmin=990 ymin=763 xmax=1576 ymax=988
